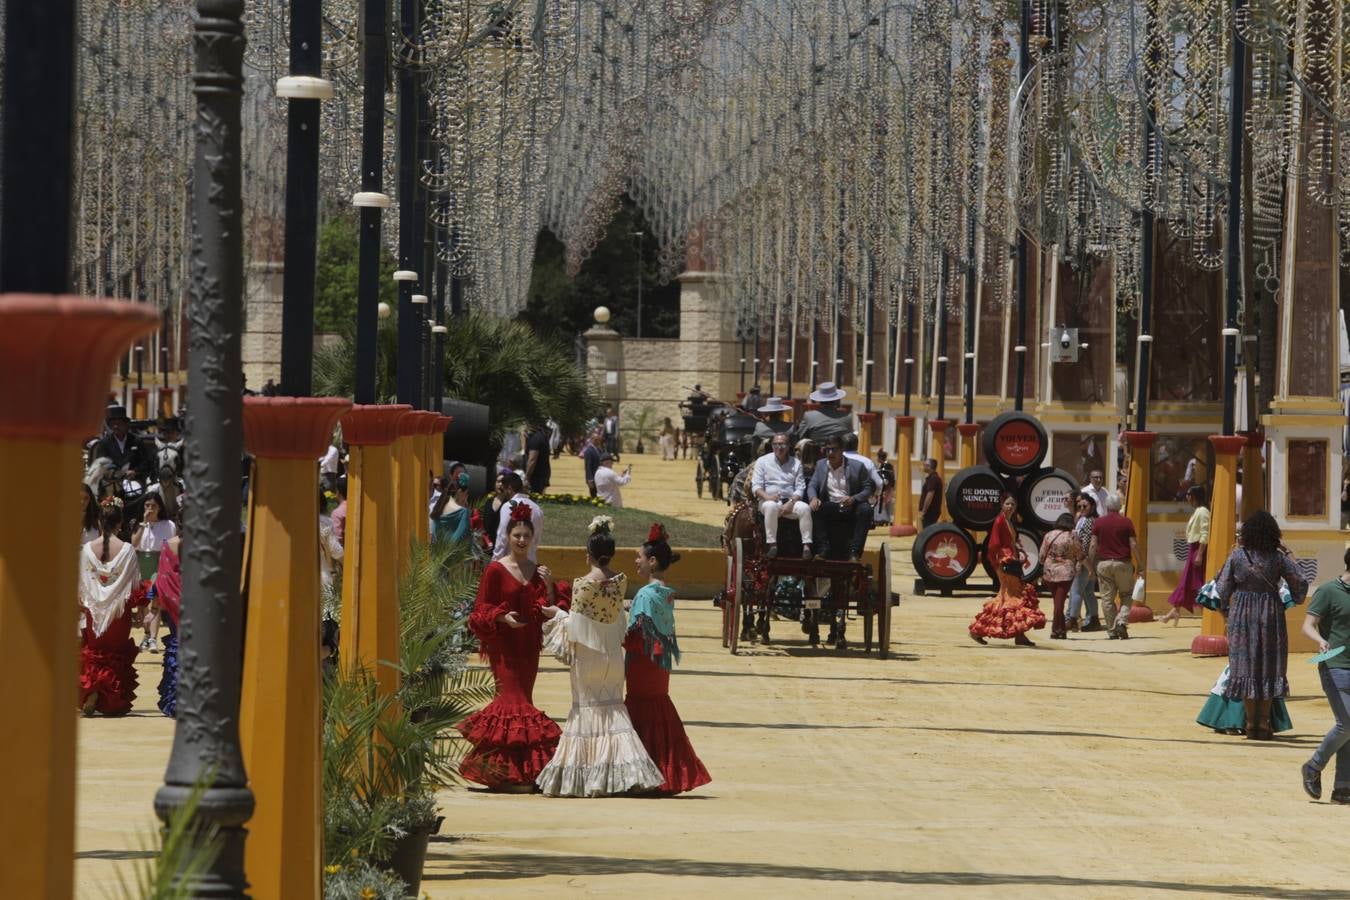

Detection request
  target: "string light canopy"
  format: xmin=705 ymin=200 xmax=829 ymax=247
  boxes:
xmin=36 ymin=0 xmax=1350 ymax=348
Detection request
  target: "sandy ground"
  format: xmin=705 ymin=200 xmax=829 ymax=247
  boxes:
xmin=74 ymin=455 xmax=1350 ymax=898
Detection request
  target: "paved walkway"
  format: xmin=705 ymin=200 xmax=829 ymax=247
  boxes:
xmin=75 ymin=455 xmax=1349 ymax=897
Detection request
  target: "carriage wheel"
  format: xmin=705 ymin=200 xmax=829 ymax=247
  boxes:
xmin=729 ymin=538 xmax=745 ymax=655
xmin=721 ymin=551 xmax=734 ymax=648
xmin=710 ymin=466 xmax=722 ymax=501
xmin=878 ymin=543 xmax=894 ymax=660
xmin=695 ymin=459 xmax=705 ymax=499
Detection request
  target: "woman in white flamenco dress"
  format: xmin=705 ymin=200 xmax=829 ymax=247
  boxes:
xmin=536 ymin=518 xmax=664 ymax=797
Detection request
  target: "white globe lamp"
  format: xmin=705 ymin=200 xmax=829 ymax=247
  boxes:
xmin=594 ymin=306 xmax=611 ymax=325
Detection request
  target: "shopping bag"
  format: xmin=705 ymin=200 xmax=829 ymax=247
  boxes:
xmin=1131 ymin=576 xmax=1146 ymax=602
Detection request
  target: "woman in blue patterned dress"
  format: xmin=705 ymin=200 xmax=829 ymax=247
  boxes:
xmin=1213 ymin=511 xmax=1307 ymax=740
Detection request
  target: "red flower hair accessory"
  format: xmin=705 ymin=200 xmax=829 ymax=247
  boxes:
xmin=508 ymin=501 xmax=533 ymax=524
xmin=647 ymin=522 xmax=668 ymax=544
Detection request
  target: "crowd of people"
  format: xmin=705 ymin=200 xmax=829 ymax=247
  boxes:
xmin=71 ymin=397 xmax=1346 ymax=809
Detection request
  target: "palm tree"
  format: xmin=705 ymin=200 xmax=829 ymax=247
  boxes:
xmin=314 ymin=313 xmax=602 ymax=452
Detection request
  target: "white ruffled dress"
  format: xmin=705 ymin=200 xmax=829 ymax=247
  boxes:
xmin=536 ymin=572 xmax=664 ymax=797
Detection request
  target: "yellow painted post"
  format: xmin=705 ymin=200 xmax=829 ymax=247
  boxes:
xmin=1121 ymin=431 xmax=1156 ymax=605
xmin=158 ymin=389 xmax=175 ymax=419
xmin=131 ymin=386 xmax=150 ymax=420
xmin=0 ymin=296 xmax=157 ymax=900
xmin=339 ymin=404 xmax=411 ymax=699
xmin=890 ymin=415 xmax=917 ymax=536
xmin=1241 ymin=428 xmax=1265 ymax=519
xmin=929 ymin=419 xmax=951 ymax=522
xmin=1194 ymin=433 xmax=1246 ymax=656
xmin=957 ymin=423 xmax=980 ymax=470
xmin=857 ymin=411 xmax=878 ymax=457
xmin=239 ymin=397 xmax=350 ymax=900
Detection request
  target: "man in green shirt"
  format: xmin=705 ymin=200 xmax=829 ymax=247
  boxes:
xmin=1300 ymin=548 xmax=1350 ymax=804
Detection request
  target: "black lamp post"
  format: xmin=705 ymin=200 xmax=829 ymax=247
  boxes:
xmin=1013 ymin=0 xmax=1032 ymax=411
xmin=277 ymin=0 xmax=327 ymax=398
xmin=154 ymin=2 xmax=255 ymax=895
xmin=633 ymin=229 xmax=644 ymax=338
xmin=353 ymin=0 xmax=389 ymax=405
xmin=395 ymin=0 xmax=424 ymax=408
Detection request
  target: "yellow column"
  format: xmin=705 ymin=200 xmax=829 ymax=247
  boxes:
xmin=131 ymin=387 xmax=150 ymax=420
xmin=857 ymin=412 xmax=877 ymax=457
xmin=890 ymin=415 xmax=917 ymax=536
xmin=0 ymin=296 xmax=157 ymax=900
xmin=929 ymin=419 xmax=951 ymax=522
xmin=239 ymin=396 xmax=350 ymax=900
xmin=957 ymin=423 xmax=980 ymax=470
xmin=1194 ymin=434 xmax=1246 ymax=656
xmin=1121 ymin=431 xmax=1156 ymax=606
xmin=1240 ymin=428 xmax=1265 ymax=519
xmin=339 ymin=405 xmax=411 ymax=699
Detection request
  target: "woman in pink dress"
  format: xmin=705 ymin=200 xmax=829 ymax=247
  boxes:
xmin=458 ymin=503 xmax=561 ymax=791
xmin=1161 ymin=486 xmax=1209 ymax=625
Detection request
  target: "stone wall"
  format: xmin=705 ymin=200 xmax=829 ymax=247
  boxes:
xmin=583 ymin=270 xmax=742 ymax=449
xmin=241 ymin=261 xmax=283 ymax=390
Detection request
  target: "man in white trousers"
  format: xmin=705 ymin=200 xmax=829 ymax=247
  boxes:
xmin=752 ymin=433 xmax=813 ymax=558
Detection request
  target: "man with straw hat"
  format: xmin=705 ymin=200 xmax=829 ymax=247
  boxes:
xmin=799 ymin=382 xmax=852 ymax=444
xmin=753 ymin=396 xmax=795 ymax=450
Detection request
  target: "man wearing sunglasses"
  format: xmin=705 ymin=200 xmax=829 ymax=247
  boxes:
xmin=807 ymin=434 xmax=875 ymax=561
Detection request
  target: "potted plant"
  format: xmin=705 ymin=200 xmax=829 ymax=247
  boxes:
xmin=322 ymin=539 xmax=492 ymax=898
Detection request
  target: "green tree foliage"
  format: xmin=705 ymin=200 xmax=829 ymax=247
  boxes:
xmin=522 ymin=194 xmax=680 ymax=341
xmin=313 ymin=313 xmax=602 ymax=453
xmin=313 ymin=212 xmax=399 ymax=334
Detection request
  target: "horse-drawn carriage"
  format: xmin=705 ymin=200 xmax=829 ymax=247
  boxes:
xmin=718 ymin=499 xmax=897 ymax=657
xmin=690 ymin=404 xmax=758 ymax=502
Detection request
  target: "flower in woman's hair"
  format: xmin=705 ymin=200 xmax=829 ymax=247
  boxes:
xmin=588 ymin=515 xmax=614 ymax=535
xmin=508 ymin=501 xmax=533 ymax=523
xmin=99 ymin=495 xmax=124 ymax=509
xmin=647 ymin=522 xmax=668 ymax=544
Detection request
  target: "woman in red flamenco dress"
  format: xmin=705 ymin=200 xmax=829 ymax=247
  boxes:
xmin=623 ymin=524 xmax=711 ymax=795
xmin=459 ymin=504 xmax=563 ymax=791
xmin=79 ymin=498 xmax=146 ymax=716
xmin=969 ymin=494 xmax=1046 ymax=647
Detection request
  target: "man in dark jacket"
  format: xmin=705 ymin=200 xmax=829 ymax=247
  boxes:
xmin=807 ymin=434 xmax=875 ymax=560
xmin=90 ymin=405 xmax=150 ymax=478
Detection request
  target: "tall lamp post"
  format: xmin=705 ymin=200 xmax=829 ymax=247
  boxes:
xmin=154 ymin=1 xmax=256 ymax=894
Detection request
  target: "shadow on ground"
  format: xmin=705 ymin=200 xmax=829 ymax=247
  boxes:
xmin=423 ymin=851 xmax=1343 ymax=897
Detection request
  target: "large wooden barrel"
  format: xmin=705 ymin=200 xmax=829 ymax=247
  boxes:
xmin=945 ymin=465 xmax=1008 ymax=531
xmin=979 ymin=526 xmax=1045 ymax=583
xmin=981 ymin=411 xmax=1048 ymax=476
xmin=1018 ymin=466 xmax=1079 ymax=530
xmin=912 ymin=523 xmax=979 ymax=588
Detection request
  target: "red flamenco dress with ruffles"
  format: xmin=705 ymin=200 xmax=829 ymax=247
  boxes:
xmin=458 ymin=560 xmax=562 ymax=788
xmin=78 ymin=541 xmax=146 ymax=716
xmin=624 ymin=582 xmax=711 ymax=795
xmin=969 ymin=514 xmax=1046 ymax=641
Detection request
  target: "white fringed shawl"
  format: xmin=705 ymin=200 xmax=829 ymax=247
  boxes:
xmin=78 ymin=542 xmax=138 ymax=638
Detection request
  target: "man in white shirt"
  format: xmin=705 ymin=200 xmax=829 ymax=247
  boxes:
xmin=843 ymin=432 xmax=885 ymax=496
xmin=319 ymin=439 xmax=341 ymax=492
xmin=1081 ymin=470 xmax=1110 ymax=517
xmin=752 ymin=434 xmax=812 ymax=558
xmin=492 ymin=471 xmax=542 ymax=561
xmin=594 ymin=453 xmax=632 ymax=508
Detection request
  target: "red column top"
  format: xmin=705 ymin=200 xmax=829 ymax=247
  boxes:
xmin=341 ymin=404 xmax=412 ymax=446
xmin=244 ymin=397 xmax=352 ymax=459
xmin=956 ymin=423 xmax=980 ymax=438
xmin=1209 ymin=434 xmax=1247 ymax=457
xmin=858 ymin=412 xmax=879 ymax=424
xmin=928 ymin=419 xmax=951 ymax=433
xmin=1121 ymin=430 xmax=1158 ymax=450
xmin=0 ymin=295 xmax=159 ymax=442
xmin=895 ymin=414 xmax=916 ymax=427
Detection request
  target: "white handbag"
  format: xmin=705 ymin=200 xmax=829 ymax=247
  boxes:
xmin=1131 ymin=576 xmax=1146 ymax=602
